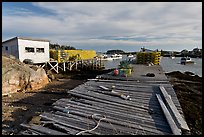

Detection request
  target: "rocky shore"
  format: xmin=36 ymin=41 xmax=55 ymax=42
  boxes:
xmin=165 ymin=71 xmax=202 ymax=135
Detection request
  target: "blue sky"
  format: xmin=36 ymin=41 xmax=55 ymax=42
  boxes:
xmin=2 ymin=2 xmax=202 ymax=52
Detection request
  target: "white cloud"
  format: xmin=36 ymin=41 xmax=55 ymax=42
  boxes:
xmin=2 ymin=2 xmax=202 ymax=51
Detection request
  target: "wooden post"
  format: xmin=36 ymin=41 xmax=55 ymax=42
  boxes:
xmin=63 ymin=62 xmax=66 ymax=72
xmin=69 ymin=61 xmax=71 ymax=71
xmin=58 ymin=50 xmax=61 ymax=63
xmin=48 ymin=61 xmax=59 ymax=73
xmin=75 ymin=60 xmax=77 ymax=70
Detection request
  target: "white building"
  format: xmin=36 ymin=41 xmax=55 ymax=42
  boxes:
xmin=2 ymin=37 xmax=50 ymax=64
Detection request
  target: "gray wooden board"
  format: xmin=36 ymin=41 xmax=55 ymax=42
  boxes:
xmin=40 ymin=112 xmax=159 ymax=135
xmin=68 ymin=90 xmax=150 ymax=112
xmin=56 ymin=98 xmax=166 ymax=120
xmin=88 ymin=83 xmax=179 ymax=109
xmin=53 ymin=111 xmax=144 ymax=135
xmin=79 ymin=85 xmax=181 ymax=109
xmin=51 ymin=108 xmax=171 ymax=135
xmin=69 ymin=87 xmax=169 ymax=111
xmin=20 ymin=123 xmax=68 ymax=135
xmin=40 ymin=112 xmax=104 ymax=135
xmin=156 ymin=94 xmax=181 ymax=135
xmin=72 ymin=90 xmax=163 ymax=111
xmin=159 ymin=86 xmax=189 ymax=131
xmin=54 ymin=111 xmax=131 ymax=135
xmin=53 ymin=100 xmax=171 ymax=131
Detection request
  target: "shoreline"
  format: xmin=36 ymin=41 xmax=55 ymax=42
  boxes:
xmin=165 ymin=71 xmax=202 ymax=135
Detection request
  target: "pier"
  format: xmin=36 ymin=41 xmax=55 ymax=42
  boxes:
xmin=19 ymin=64 xmax=190 ymax=135
xmin=46 ymin=58 xmax=104 ymax=73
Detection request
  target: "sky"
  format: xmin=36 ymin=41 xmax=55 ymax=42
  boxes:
xmin=2 ymin=2 xmax=202 ymax=52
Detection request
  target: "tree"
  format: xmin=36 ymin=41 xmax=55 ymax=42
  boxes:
xmin=49 ymin=43 xmax=76 ymax=50
xmin=106 ymin=49 xmax=125 ymax=54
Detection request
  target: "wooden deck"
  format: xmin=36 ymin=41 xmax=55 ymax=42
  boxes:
xmin=20 ymin=64 xmax=189 ymax=135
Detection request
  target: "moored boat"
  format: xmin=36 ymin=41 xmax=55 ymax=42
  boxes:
xmin=110 ymin=54 xmax=123 ymax=60
xmin=181 ymin=57 xmax=194 ymax=65
xmin=97 ymin=54 xmax=113 ymax=61
xmin=127 ymin=54 xmax=134 ymax=58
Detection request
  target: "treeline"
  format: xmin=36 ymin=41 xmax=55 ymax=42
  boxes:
xmin=49 ymin=43 xmax=76 ymax=50
xmin=161 ymin=48 xmax=202 ymax=58
xmin=106 ymin=49 xmax=125 ymax=54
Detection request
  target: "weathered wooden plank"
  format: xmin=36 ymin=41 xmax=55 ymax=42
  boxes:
xmin=70 ymin=88 xmax=157 ymax=109
xmin=53 ymin=100 xmax=166 ymax=126
xmin=52 ymin=123 xmax=92 ymax=135
xmin=156 ymin=94 xmax=181 ymax=135
xmin=53 ymin=111 xmax=166 ymax=135
xmin=159 ymin=86 xmax=190 ymax=132
xmin=53 ymin=111 xmax=140 ymax=135
xmin=20 ymin=129 xmax=45 ymax=135
xmin=56 ymin=98 xmax=166 ymax=120
xmin=50 ymin=107 xmax=171 ymax=135
xmin=40 ymin=112 xmax=139 ymax=135
xmin=20 ymin=123 xmax=68 ymax=135
xmin=58 ymin=98 xmax=164 ymax=119
xmin=53 ymin=102 xmax=171 ymax=133
xmin=68 ymin=91 xmax=150 ymax=112
xmin=40 ymin=112 xmax=103 ymax=135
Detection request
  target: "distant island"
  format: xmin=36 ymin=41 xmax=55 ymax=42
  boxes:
xmin=160 ymin=48 xmax=202 ymax=58
xmin=106 ymin=48 xmax=202 ymax=58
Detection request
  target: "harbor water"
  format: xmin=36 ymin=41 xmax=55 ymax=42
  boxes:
xmin=103 ymin=55 xmax=202 ymax=77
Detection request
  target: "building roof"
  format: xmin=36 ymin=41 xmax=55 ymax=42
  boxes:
xmin=2 ymin=37 xmax=50 ymax=44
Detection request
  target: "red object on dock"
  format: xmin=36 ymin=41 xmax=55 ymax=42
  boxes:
xmin=113 ymin=69 xmax=119 ymax=75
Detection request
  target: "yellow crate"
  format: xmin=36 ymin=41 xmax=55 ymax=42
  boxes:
xmin=50 ymin=50 xmax=97 ymax=63
xmin=136 ymin=51 xmax=161 ymax=65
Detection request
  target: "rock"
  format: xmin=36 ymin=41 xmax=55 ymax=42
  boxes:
xmin=146 ymin=73 xmax=155 ymax=77
xmin=2 ymin=55 xmax=49 ymax=94
xmin=29 ymin=68 xmax=49 ymax=91
xmin=47 ymin=70 xmax=55 ymax=80
xmin=184 ymin=71 xmax=195 ymax=76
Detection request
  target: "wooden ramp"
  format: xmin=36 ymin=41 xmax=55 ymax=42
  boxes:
xmin=19 ymin=65 xmax=189 ymax=135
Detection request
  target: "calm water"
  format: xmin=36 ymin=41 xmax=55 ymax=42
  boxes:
xmin=103 ymin=56 xmax=202 ymax=77
xmin=160 ymin=57 xmax=202 ymax=77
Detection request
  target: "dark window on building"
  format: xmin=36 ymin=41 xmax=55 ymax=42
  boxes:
xmin=5 ymin=47 xmax=8 ymax=50
xmin=36 ymin=48 xmax=44 ymax=53
xmin=25 ymin=47 xmax=34 ymax=53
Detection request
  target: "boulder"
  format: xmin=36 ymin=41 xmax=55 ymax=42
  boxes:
xmin=2 ymin=55 xmax=49 ymax=95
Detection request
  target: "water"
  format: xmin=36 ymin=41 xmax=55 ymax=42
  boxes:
xmin=160 ymin=57 xmax=202 ymax=77
xmin=103 ymin=56 xmax=202 ymax=77
xmin=103 ymin=55 xmax=131 ymax=69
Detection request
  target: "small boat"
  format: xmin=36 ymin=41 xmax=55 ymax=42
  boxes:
xmin=127 ymin=54 xmax=134 ymax=58
xmin=170 ymin=56 xmax=175 ymax=59
xmin=111 ymin=54 xmax=123 ymax=60
xmin=97 ymin=54 xmax=113 ymax=61
xmin=181 ymin=57 xmax=194 ymax=65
